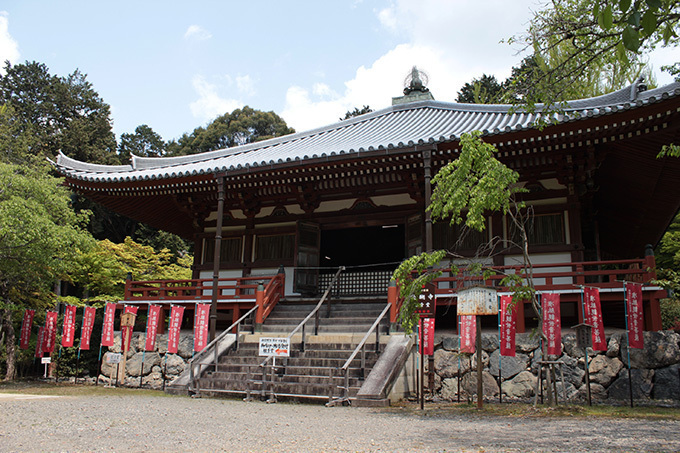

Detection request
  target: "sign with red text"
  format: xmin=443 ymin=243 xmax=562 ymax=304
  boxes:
xmin=258 ymin=337 xmax=290 ymax=357
xmin=625 ymin=282 xmax=644 ymax=349
xmin=61 ymin=305 xmax=77 ymax=348
xmin=583 ymin=287 xmax=606 ymax=351
xmin=43 ymin=311 xmax=58 ymax=353
xmin=193 ymin=304 xmax=210 ymax=352
xmin=415 ymin=282 xmax=436 ymax=317
xmin=80 ymin=306 xmax=96 ymax=350
xmin=124 ymin=305 xmax=138 ymax=315
xmin=459 ymin=315 xmax=476 ymax=354
xmin=167 ymin=306 xmax=185 ymax=354
xmin=19 ymin=309 xmax=35 ymax=350
xmin=420 ymin=318 xmax=435 ymax=356
xmin=101 ymin=303 xmax=116 ymax=347
xmin=500 ymin=295 xmax=517 ymax=357
xmin=145 ymin=305 xmax=161 ymax=352
xmin=542 ymin=293 xmax=562 ymax=356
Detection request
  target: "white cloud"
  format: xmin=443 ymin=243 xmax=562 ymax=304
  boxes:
xmin=184 ymin=25 xmax=212 ymax=41
xmin=282 ymin=0 xmax=538 ymax=132
xmin=236 ymin=75 xmax=256 ymax=96
xmin=189 ymin=75 xmax=243 ymax=122
xmin=0 ymin=12 xmax=20 ymax=74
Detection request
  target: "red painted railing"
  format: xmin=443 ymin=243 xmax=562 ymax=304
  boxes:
xmin=430 ymin=256 xmax=656 ymax=295
xmin=124 ymin=273 xmax=286 ymax=323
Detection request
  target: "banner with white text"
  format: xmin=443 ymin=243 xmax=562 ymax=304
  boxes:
xmin=167 ymin=306 xmax=185 ymax=354
xmin=584 ymin=287 xmax=606 ymax=351
xmin=61 ymin=305 xmax=77 ymax=348
xmin=542 ymin=293 xmax=562 ymax=356
xmin=625 ymin=282 xmax=644 ymax=349
xmin=145 ymin=305 xmax=161 ymax=352
xmin=500 ymin=295 xmax=517 ymax=357
xmin=101 ymin=303 xmax=116 ymax=347
xmin=19 ymin=309 xmax=35 ymax=350
xmin=193 ymin=304 xmax=210 ymax=352
xmin=80 ymin=306 xmax=96 ymax=350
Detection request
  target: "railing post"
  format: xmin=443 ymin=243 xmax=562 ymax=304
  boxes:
xmin=301 ymin=322 xmax=306 ymax=352
xmin=388 ymin=279 xmax=398 ymax=332
xmin=254 ymin=282 xmax=265 ymax=333
xmin=644 ymin=244 xmax=657 ymax=281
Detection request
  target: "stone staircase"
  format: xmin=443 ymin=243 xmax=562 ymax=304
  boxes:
xmin=191 ymin=298 xmax=392 ymax=404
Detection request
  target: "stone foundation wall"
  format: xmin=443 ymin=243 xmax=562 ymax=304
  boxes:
xmin=432 ymin=331 xmax=680 ymax=404
xmin=97 ymin=332 xmax=194 ymax=389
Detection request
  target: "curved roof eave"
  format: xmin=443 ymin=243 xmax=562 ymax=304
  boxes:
xmin=52 ymin=81 xmax=680 ymax=184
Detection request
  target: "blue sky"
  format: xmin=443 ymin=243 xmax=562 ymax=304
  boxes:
xmin=1 ymin=1 xmax=676 ymax=143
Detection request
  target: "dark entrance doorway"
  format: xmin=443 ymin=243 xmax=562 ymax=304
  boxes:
xmin=320 ymin=225 xmax=405 ymax=270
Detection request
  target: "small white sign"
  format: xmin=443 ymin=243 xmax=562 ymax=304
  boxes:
xmin=258 ymin=337 xmax=290 ymax=357
xmin=457 ymin=287 xmax=499 ymax=316
xmin=41 ymin=357 xmax=51 ymax=364
xmin=106 ymin=353 xmax=122 ymax=364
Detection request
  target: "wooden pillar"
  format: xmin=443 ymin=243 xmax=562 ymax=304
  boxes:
xmin=516 ymin=299 xmax=526 ymax=333
xmin=157 ymin=307 xmax=166 ymax=334
xmin=210 ymin=175 xmax=226 ymax=342
xmin=422 ymin=149 xmax=433 ymax=253
xmin=645 ymin=297 xmax=662 ymax=331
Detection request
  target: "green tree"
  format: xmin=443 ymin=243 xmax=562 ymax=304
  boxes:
xmin=341 ymin=105 xmax=373 ymax=120
xmin=509 ymin=0 xmax=677 ymax=111
xmin=70 ymin=237 xmax=192 ymax=300
xmin=167 ymin=106 xmax=295 ymax=156
xmin=118 ymin=124 xmax=167 ymax=161
xmin=0 ymin=61 xmax=118 ymax=164
xmin=0 ymin=161 xmax=94 ymax=379
xmin=456 ymin=74 xmax=504 ymax=104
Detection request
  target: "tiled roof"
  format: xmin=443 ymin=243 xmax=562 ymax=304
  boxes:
xmin=54 ymin=81 xmax=680 ymax=183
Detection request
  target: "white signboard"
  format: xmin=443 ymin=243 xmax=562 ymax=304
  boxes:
xmin=106 ymin=353 xmax=122 ymax=364
xmin=457 ymin=287 xmax=498 ymax=315
xmin=258 ymin=337 xmax=290 ymax=357
xmin=41 ymin=357 xmax=51 ymax=364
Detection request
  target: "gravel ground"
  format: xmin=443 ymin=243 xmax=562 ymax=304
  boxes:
xmin=1 ymin=391 xmax=679 ymax=452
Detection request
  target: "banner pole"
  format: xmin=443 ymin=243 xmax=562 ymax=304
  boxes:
xmin=419 ymin=318 xmax=424 ymax=410
xmin=579 ymin=287 xmax=592 ymax=406
xmin=457 ymin=315 xmax=461 ymax=404
xmin=623 ymin=282 xmax=634 ymax=408
xmin=96 ymin=345 xmax=102 ymax=386
xmin=76 ymin=349 xmax=81 ymax=384
xmin=140 ymin=309 xmax=150 ymax=388
xmin=497 ymin=295 xmax=502 ymax=404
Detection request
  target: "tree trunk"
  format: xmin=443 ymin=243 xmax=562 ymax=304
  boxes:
xmin=2 ymin=307 xmax=16 ymax=381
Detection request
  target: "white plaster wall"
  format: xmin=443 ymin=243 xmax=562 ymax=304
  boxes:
xmin=503 ymin=252 xmax=573 ymax=286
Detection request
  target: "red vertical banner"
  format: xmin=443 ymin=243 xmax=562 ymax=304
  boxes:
xmin=167 ymin=305 xmax=185 ymax=354
xmin=542 ymin=293 xmax=562 ymax=356
xmin=625 ymin=282 xmax=644 ymax=349
xmin=80 ymin=307 xmax=96 ymax=350
xmin=124 ymin=305 xmax=139 ymax=315
xmin=459 ymin=315 xmax=476 ymax=354
xmin=35 ymin=327 xmax=44 ymax=358
xmin=19 ymin=309 xmax=35 ymax=350
xmin=43 ymin=311 xmax=58 ymax=354
xmin=61 ymin=305 xmax=77 ymax=348
xmin=145 ymin=305 xmax=161 ymax=352
xmin=101 ymin=303 xmax=116 ymax=347
xmin=500 ymin=295 xmax=517 ymax=357
xmin=584 ymin=287 xmax=606 ymax=351
xmin=193 ymin=303 xmax=210 ymax=353
xmin=419 ymin=318 xmax=435 ymax=356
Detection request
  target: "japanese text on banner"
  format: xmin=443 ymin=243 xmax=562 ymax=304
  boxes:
xmin=583 ymin=287 xmax=606 ymax=351
xmin=193 ymin=304 xmax=210 ymax=352
xmin=43 ymin=311 xmax=58 ymax=353
xmin=500 ymin=295 xmax=517 ymax=357
xmin=101 ymin=303 xmax=116 ymax=347
xmin=625 ymin=282 xmax=644 ymax=349
xmin=19 ymin=309 xmax=35 ymax=350
xmin=420 ymin=318 xmax=435 ymax=356
xmin=145 ymin=305 xmax=161 ymax=352
xmin=80 ymin=306 xmax=96 ymax=350
xmin=542 ymin=293 xmax=562 ymax=356
xmin=459 ymin=315 xmax=476 ymax=354
xmin=167 ymin=306 xmax=185 ymax=354
xmin=61 ymin=305 xmax=77 ymax=348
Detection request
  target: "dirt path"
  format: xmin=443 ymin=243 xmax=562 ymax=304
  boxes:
xmin=0 ymin=392 xmax=678 ymax=452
